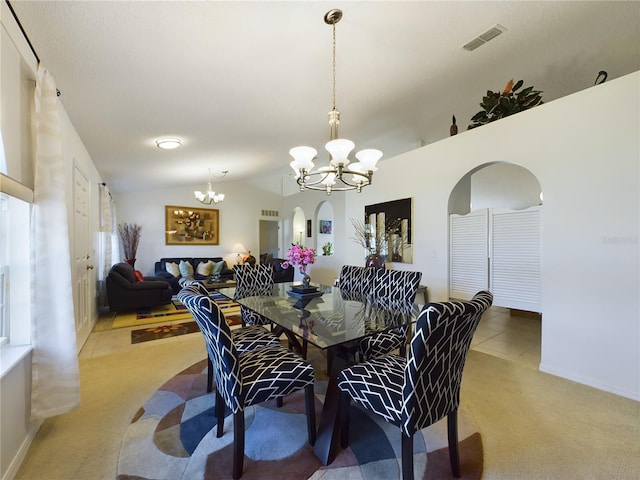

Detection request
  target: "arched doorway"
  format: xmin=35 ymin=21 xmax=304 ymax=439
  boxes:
xmin=449 ymin=162 xmax=543 ymax=367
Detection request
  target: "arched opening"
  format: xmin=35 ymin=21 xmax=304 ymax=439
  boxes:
xmin=449 ymin=162 xmax=542 ymax=368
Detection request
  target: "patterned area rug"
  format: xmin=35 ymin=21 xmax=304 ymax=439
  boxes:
xmin=109 ymin=292 xmax=240 ymax=330
xmin=117 ymin=359 xmax=483 ymax=479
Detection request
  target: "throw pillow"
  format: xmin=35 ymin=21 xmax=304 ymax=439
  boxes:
xmin=133 ymin=270 xmax=144 ymax=282
xmin=196 ymin=260 xmax=214 ymax=276
xmin=179 ymin=260 xmax=194 ymax=277
xmin=165 ymin=262 xmax=180 ymax=278
xmin=212 ymin=260 xmax=226 ymax=276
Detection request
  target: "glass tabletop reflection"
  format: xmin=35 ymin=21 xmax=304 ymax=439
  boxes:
xmin=217 ymin=282 xmax=420 ymax=350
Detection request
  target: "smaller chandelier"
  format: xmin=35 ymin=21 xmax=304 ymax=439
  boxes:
xmin=289 ymin=9 xmax=382 ymax=195
xmin=194 ymin=170 xmax=227 ymax=205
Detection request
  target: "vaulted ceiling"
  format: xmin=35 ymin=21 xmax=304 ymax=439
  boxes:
xmin=9 ymin=1 xmax=640 ymax=194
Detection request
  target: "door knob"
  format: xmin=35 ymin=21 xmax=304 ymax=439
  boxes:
xmin=87 ymin=264 xmax=94 ymax=270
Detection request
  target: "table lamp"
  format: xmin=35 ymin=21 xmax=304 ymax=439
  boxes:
xmin=231 ymin=243 xmax=247 ymax=264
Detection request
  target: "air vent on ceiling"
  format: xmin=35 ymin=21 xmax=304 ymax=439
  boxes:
xmin=463 ymin=24 xmax=507 ymax=51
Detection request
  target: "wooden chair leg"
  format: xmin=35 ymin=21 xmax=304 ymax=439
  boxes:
xmin=401 ymin=432 xmax=414 ymax=480
xmin=215 ymin=390 xmax=225 ymax=438
xmin=447 ymin=409 xmax=461 ymax=477
xmin=339 ymin=391 xmax=350 ymax=449
xmin=276 ymin=397 xmax=283 ymax=408
xmin=233 ymin=411 xmax=245 ymax=480
xmin=304 ymin=384 xmax=316 ymax=446
xmin=207 ymin=357 xmax=214 ymax=393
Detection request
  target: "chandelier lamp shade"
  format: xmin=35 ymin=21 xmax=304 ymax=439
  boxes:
xmin=289 ymin=8 xmax=382 ymax=195
xmin=194 ymin=170 xmax=227 ymax=205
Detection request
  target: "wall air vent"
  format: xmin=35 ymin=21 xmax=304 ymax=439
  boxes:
xmin=261 ymin=210 xmax=279 ymax=217
xmin=463 ymin=24 xmax=507 ymax=51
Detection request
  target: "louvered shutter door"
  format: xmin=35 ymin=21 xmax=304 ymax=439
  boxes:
xmin=490 ymin=207 xmax=541 ymax=312
xmin=450 ymin=209 xmax=489 ymax=300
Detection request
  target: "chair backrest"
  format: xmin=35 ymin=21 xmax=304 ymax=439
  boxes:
xmin=177 ymin=289 xmax=243 ymax=413
xmin=178 ymin=278 xmax=209 ymax=295
xmin=371 ymin=269 xmax=422 ymax=313
xmin=339 ymin=265 xmax=376 ymax=301
xmin=401 ymin=290 xmax=493 ymax=436
xmin=234 ymin=264 xmax=274 ymax=299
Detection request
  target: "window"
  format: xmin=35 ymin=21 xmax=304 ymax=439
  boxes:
xmin=0 ymin=188 xmax=32 ymax=347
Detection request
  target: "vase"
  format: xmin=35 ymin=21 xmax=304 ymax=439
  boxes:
xmin=125 ymin=258 xmax=136 ymax=268
xmin=365 ymin=253 xmax=385 ymax=269
xmin=302 ymin=273 xmax=311 ymax=288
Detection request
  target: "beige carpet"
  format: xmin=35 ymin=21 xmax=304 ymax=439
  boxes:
xmin=14 ymin=337 xmax=640 ymax=479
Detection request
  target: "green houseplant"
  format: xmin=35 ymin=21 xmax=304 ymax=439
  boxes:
xmin=322 ymin=242 xmax=333 ymax=256
xmin=468 ymin=79 xmax=543 ymax=129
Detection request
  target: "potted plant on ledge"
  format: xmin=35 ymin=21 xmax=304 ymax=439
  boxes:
xmin=468 ymin=79 xmax=543 ymax=130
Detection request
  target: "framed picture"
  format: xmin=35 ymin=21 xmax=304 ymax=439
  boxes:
xmin=319 ymin=219 xmax=332 ymax=234
xmin=306 ymin=219 xmax=312 ymax=238
xmin=165 ymin=205 xmax=219 ymax=245
xmin=364 ymin=197 xmax=413 ymax=263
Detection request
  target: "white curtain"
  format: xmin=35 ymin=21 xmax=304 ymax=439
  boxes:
xmin=31 ymin=65 xmax=80 ymax=418
xmin=98 ymin=184 xmax=114 ymax=307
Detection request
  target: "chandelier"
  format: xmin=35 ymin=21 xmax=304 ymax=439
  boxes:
xmin=289 ymin=8 xmax=382 ymax=195
xmin=194 ymin=170 xmax=227 ymax=205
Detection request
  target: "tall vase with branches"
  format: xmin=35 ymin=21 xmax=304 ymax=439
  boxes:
xmin=118 ymin=223 xmax=141 ymax=267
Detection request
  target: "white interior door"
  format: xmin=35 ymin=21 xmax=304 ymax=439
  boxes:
xmin=449 ymin=209 xmax=489 ymax=300
xmin=73 ymin=165 xmax=93 ymax=349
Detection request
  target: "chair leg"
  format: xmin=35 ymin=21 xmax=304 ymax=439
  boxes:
xmin=447 ymin=409 xmax=461 ymax=478
xmin=233 ymin=411 xmax=245 ymax=480
xmin=401 ymin=432 xmax=414 ymax=480
xmin=276 ymin=397 xmax=283 ymax=408
xmin=339 ymin=391 xmax=350 ymax=449
xmin=216 ymin=390 xmax=225 ymax=438
xmin=207 ymin=357 xmax=214 ymax=393
xmin=304 ymin=384 xmax=316 ymax=446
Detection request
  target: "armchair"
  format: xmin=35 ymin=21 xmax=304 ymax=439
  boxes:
xmin=106 ymin=262 xmax=173 ymax=312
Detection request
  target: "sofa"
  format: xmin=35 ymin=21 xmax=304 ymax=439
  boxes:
xmin=263 ymin=257 xmax=294 ymax=283
xmin=106 ymin=262 xmax=173 ymax=312
xmin=154 ymin=257 xmax=234 ymax=294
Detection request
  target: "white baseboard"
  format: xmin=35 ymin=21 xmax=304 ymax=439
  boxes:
xmin=2 ymin=419 xmax=42 ymax=480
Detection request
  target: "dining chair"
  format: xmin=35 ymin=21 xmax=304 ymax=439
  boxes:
xmin=338 ymin=265 xmax=376 ymax=300
xmin=358 ymin=269 xmax=422 ymax=360
xmin=178 ymin=289 xmax=317 ymax=480
xmin=233 ymin=264 xmax=275 ymax=327
xmin=337 ymin=290 xmax=493 ymax=480
xmin=179 ymin=281 xmax=280 ymax=393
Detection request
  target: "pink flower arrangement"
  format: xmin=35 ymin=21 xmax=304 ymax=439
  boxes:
xmin=282 ymin=244 xmax=316 ymax=274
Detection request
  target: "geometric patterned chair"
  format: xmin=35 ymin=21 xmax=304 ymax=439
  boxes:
xmin=338 ymin=265 xmax=376 ymax=301
xmin=179 ymin=281 xmax=280 ymax=393
xmin=358 ymin=269 xmax=422 ymax=360
xmin=337 ymin=290 xmax=493 ymax=480
xmin=233 ymin=264 xmax=275 ymax=327
xmin=177 ymin=289 xmax=317 ymax=480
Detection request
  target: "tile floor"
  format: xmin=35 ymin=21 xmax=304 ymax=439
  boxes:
xmin=82 ymin=306 xmax=542 ymax=370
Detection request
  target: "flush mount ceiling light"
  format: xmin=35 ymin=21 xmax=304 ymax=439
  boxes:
xmin=155 ymin=137 xmax=182 ymax=150
xmin=289 ymin=8 xmax=382 ymax=195
xmin=194 ymin=170 xmax=228 ymax=205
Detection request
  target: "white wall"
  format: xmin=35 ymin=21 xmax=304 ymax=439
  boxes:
xmin=330 ymin=72 xmax=638 ymax=400
xmin=113 ymin=180 xmax=286 ymax=276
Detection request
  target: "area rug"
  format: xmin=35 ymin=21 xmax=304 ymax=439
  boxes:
xmin=110 ymin=292 xmax=241 ymax=330
xmin=131 ymin=316 xmax=242 ymax=345
xmin=117 ymin=359 xmax=483 ymax=480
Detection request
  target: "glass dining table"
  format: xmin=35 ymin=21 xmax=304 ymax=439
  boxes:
xmin=217 ymin=281 xmax=422 ymax=465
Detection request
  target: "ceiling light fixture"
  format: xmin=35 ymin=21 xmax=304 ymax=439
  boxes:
xmin=155 ymin=137 xmax=182 ymax=150
xmin=289 ymin=8 xmax=382 ymax=195
xmin=194 ymin=170 xmax=228 ymax=205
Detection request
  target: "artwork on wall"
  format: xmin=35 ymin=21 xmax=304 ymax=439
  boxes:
xmin=306 ymin=219 xmax=312 ymax=238
xmin=364 ymin=197 xmax=413 ymax=263
xmin=165 ymin=205 xmax=219 ymax=245
xmin=319 ymin=219 xmax=332 ymax=234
